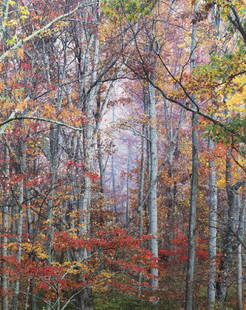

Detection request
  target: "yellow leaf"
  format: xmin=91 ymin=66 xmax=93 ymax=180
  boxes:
xmin=17 ymin=48 xmax=24 ymax=60
xmin=0 ymin=80 xmax=4 ymax=92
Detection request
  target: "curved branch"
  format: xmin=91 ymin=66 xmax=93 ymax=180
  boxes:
xmin=0 ymin=116 xmax=83 ymax=131
xmin=228 ymin=7 xmax=246 ymax=45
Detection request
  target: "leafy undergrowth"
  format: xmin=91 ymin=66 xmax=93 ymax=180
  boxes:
xmin=94 ymin=293 xmax=179 ymax=310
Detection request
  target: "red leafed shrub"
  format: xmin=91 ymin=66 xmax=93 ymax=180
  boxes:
xmin=84 ymin=171 xmax=100 ymax=180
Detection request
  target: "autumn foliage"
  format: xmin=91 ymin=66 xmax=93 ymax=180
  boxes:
xmin=0 ymin=0 xmax=245 ymax=309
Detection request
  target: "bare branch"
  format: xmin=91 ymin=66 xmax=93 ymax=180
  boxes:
xmin=0 ymin=116 xmax=84 ymax=131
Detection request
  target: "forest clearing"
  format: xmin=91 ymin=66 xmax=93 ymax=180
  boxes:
xmin=0 ymin=0 xmax=245 ymax=309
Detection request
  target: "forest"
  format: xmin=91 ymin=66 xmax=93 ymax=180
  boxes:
xmin=0 ymin=0 xmax=245 ymax=309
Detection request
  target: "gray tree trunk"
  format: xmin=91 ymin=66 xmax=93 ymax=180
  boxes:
xmin=13 ymin=138 xmax=26 ymax=310
xmin=47 ymin=124 xmax=59 ymax=264
xmin=163 ymin=99 xmax=184 ymax=252
xmin=79 ymin=32 xmax=99 ymax=239
xmin=138 ymin=124 xmax=146 ymax=237
xmin=138 ymin=125 xmax=145 ymax=296
xmin=217 ymin=152 xmax=233 ymax=303
xmin=208 ymin=6 xmax=220 ymax=308
xmin=111 ymin=105 xmax=117 ymax=216
xmin=97 ymin=130 xmax=104 ymax=193
xmin=76 ymin=6 xmax=100 ymax=310
xmin=217 ymin=153 xmax=245 ymax=304
xmin=2 ymin=146 xmax=10 ymax=310
xmin=237 ymin=194 xmax=245 ymax=310
xmin=185 ymin=3 xmax=199 ymax=309
xmin=1 ymin=4 xmax=11 ymax=308
xmin=148 ymin=81 xmax=159 ymax=289
xmin=125 ymin=143 xmax=131 ymax=230
xmin=207 ymin=138 xmax=218 ymax=310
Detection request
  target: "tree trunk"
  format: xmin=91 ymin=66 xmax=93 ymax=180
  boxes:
xmin=76 ymin=5 xmax=100 ymax=309
xmin=217 ymin=153 xmax=244 ymax=304
xmin=148 ymin=81 xmax=159 ymax=290
xmin=78 ymin=288 xmax=94 ymax=310
xmin=125 ymin=143 xmax=131 ymax=230
xmin=217 ymin=152 xmax=233 ymax=303
xmin=97 ymin=130 xmax=104 ymax=193
xmin=185 ymin=3 xmax=199 ymax=309
xmin=208 ymin=6 xmax=220 ymax=308
xmin=47 ymin=125 xmax=59 ymax=264
xmin=2 ymin=146 xmax=10 ymax=310
xmin=13 ymin=138 xmax=26 ymax=310
xmin=111 ymin=105 xmax=117 ymax=216
xmin=138 ymin=124 xmax=146 ymax=237
xmin=237 ymin=194 xmax=245 ymax=310
xmin=185 ymin=111 xmax=199 ymax=310
xmin=138 ymin=125 xmax=145 ymax=296
xmin=207 ymin=138 xmax=218 ymax=309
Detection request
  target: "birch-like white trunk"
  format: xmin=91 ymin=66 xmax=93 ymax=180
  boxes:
xmin=125 ymin=143 xmax=131 ymax=229
xmin=79 ymin=33 xmax=99 ymax=240
xmin=97 ymin=131 xmax=104 ymax=193
xmin=77 ymin=11 xmax=100 ymax=310
xmin=111 ymin=105 xmax=117 ymax=216
xmin=138 ymin=124 xmax=146 ymax=237
xmin=208 ymin=6 xmax=220 ymax=308
xmin=138 ymin=125 xmax=145 ymax=296
xmin=208 ymin=138 xmax=218 ymax=309
xmin=148 ymin=81 xmax=158 ymax=289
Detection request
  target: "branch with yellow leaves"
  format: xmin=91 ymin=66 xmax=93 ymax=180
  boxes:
xmin=0 ymin=1 xmax=96 ymax=63
xmin=0 ymin=114 xmax=84 ymax=133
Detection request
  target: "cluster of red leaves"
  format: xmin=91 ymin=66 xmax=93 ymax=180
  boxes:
xmin=159 ymin=230 xmax=210 ymax=262
xmin=41 ymin=229 xmax=157 ymax=295
xmin=65 ymin=160 xmax=99 ymax=180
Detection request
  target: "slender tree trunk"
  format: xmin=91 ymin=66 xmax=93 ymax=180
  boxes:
xmin=163 ymin=100 xmax=184 ymax=252
xmin=207 ymin=138 xmax=218 ymax=310
xmin=185 ymin=3 xmax=199 ymax=309
xmin=2 ymin=146 xmax=10 ymax=310
xmin=77 ymin=7 xmax=100 ymax=310
xmin=208 ymin=6 xmax=220 ymax=308
xmin=138 ymin=124 xmax=146 ymax=237
xmin=237 ymin=194 xmax=245 ymax=310
xmin=216 ymin=153 xmax=245 ymax=304
xmin=25 ymin=187 xmax=36 ymax=310
xmin=45 ymin=125 xmax=60 ymax=310
xmin=1 ymin=4 xmax=11 ymax=309
xmin=138 ymin=126 xmax=145 ymax=296
xmin=47 ymin=125 xmax=59 ymax=264
xmin=24 ymin=278 xmax=31 ymax=310
xmin=97 ymin=130 xmax=104 ymax=193
xmin=125 ymin=143 xmax=131 ymax=230
xmin=237 ymin=244 xmax=243 ymax=310
xmin=148 ymin=81 xmax=159 ymax=290
xmin=185 ymin=111 xmax=199 ymax=310
xmin=111 ymin=105 xmax=117 ymax=216
xmin=217 ymin=152 xmax=233 ymax=303
xmin=13 ymin=139 xmax=26 ymax=310
xmin=79 ymin=32 xmax=99 ymax=239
